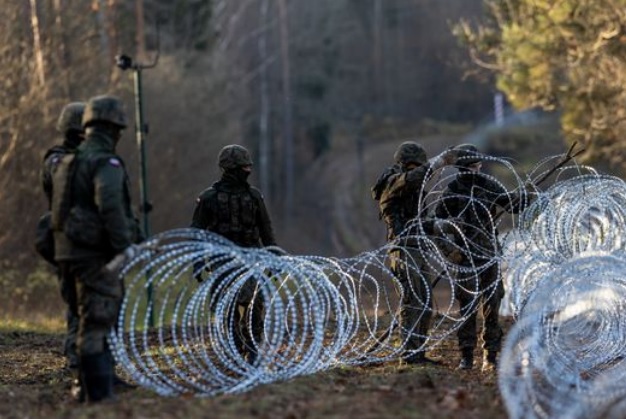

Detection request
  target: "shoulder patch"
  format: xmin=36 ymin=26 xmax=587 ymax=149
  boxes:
xmin=108 ymin=158 xmax=121 ymax=167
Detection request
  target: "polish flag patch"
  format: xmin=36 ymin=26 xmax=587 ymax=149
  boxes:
xmin=109 ymin=158 xmax=121 ymax=167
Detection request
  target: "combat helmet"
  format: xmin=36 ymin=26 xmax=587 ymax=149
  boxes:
xmin=394 ymin=141 xmax=427 ymax=167
xmin=82 ymin=95 xmax=128 ymax=129
xmin=56 ymin=102 xmax=86 ymax=133
xmin=218 ymin=144 xmax=253 ymax=170
xmin=455 ymin=144 xmax=484 ymax=167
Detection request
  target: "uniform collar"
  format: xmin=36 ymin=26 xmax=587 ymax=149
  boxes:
xmin=80 ymin=129 xmax=116 ymax=152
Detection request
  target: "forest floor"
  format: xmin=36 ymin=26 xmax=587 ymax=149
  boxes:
xmin=0 ymin=320 xmax=508 ymax=419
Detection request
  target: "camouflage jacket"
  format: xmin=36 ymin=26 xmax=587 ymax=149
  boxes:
xmin=191 ymin=173 xmax=276 ymax=248
xmin=52 ymin=129 xmax=140 ymax=261
xmin=372 ymin=163 xmax=431 ymax=241
xmin=435 ymin=172 xmax=522 ymax=250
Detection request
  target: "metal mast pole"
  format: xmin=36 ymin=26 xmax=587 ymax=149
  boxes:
xmin=133 ymin=68 xmax=151 ymax=237
xmin=115 ymin=20 xmax=159 ymax=327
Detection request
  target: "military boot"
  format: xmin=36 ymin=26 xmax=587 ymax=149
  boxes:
xmin=457 ymin=348 xmax=474 ymax=370
xmin=69 ymin=367 xmax=85 ymax=403
xmin=113 ymin=374 xmax=137 ymax=390
xmin=106 ymin=347 xmax=136 ymax=390
xmin=80 ymin=353 xmax=115 ymax=402
xmin=404 ymin=352 xmax=443 ymax=366
xmin=482 ymin=350 xmax=498 ymax=373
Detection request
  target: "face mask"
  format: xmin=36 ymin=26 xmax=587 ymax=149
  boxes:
xmin=65 ymin=130 xmax=84 ymax=149
xmin=113 ymin=128 xmax=123 ymax=145
xmin=225 ymin=167 xmax=251 ymax=183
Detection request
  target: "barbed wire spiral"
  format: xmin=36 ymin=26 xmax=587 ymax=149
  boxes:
xmin=499 ymin=172 xmax=626 ymax=419
xmin=108 ymin=149 xmax=605 ymax=399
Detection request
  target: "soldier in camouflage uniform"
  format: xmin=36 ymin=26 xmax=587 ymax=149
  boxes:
xmin=371 ymin=141 xmax=456 ymax=364
xmin=435 ymin=144 xmax=523 ymax=372
xmin=52 ymin=95 xmax=141 ymax=402
xmin=40 ymin=102 xmax=85 ymax=372
xmin=191 ymin=144 xmax=277 ymax=364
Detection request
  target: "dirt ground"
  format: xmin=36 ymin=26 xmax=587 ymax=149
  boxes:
xmin=0 ymin=325 xmax=507 ymax=419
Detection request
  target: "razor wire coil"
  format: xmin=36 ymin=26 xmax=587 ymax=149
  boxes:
xmin=109 ymin=151 xmax=603 ymax=399
xmin=499 ymin=173 xmax=626 ymax=419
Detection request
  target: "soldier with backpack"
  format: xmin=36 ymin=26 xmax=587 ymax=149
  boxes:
xmin=51 ymin=94 xmax=142 ymax=401
xmin=371 ymin=141 xmax=457 ymax=364
xmin=38 ymin=102 xmax=85 ymax=375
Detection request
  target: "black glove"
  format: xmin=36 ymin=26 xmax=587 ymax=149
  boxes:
xmin=193 ymin=261 xmax=205 ymax=283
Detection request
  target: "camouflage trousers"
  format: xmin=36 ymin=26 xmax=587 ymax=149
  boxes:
xmin=455 ymin=260 xmax=504 ymax=353
xmin=233 ymin=280 xmax=264 ymax=359
xmin=389 ymin=248 xmax=433 ymax=352
xmin=57 ymin=267 xmax=80 ymax=368
xmin=59 ymin=257 xmax=123 ymax=356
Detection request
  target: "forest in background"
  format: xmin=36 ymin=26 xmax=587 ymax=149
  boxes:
xmin=0 ymin=0 xmax=498 ymax=267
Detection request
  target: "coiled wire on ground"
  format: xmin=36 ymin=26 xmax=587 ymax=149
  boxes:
xmin=499 ymin=172 xmax=626 ymax=419
xmin=109 ymin=150 xmax=542 ymax=397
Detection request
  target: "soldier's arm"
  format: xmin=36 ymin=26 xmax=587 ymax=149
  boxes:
xmin=426 ymin=148 xmax=457 ymax=173
xmin=190 ymin=192 xmax=212 ymax=230
xmin=255 ymin=191 xmax=276 ymax=246
xmin=42 ymin=166 xmax=53 ymax=206
xmin=382 ymin=164 xmax=430 ymax=200
xmin=189 ymin=190 xmax=214 ymax=282
xmin=483 ymin=177 xmax=523 ymax=214
xmin=404 ymin=164 xmax=430 ymax=187
xmin=42 ymin=154 xmax=60 ymax=207
xmin=93 ymin=158 xmax=133 ymax=254
xmin=396 ymin=149 xmax=457 ymax=191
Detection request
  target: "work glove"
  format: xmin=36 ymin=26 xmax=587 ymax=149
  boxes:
xmin=265 ymin=245 xmax=288 ymax=257
xmin=105 ymin=244 xmax=141 ymax=273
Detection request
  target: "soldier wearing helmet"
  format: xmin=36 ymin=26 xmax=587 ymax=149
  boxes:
xmin=454 ymin=144 xmax=483 ymax=168
xmin=190 ymin=144 xmax=278 ymax=365
xmin=41 ymin=102 xmax=86 ymax=206
xmin=435 ymin=144 xmax=524 ymax=372
xmin=371 ymin=141 xmax=457 ymax=365
xmin=51 ymin=94 xmax=140 ymax=402
xmin=37 ymin=102 xmax=86 ymax=388
xmin=393 ymin=141 xmax=428 ymax=168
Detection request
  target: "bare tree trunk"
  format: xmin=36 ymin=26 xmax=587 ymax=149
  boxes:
xmin=136 ymin=0 xmax=146 ymax=62
xmin=94 ymin=0 xmax=118 ymax=85
xmin=258 ymin=0 xmax=271 ymax=202
xmin=106 ymin=0 xmax=120 ymax=85
xmin=29 ymin=0 xmax=48 ymax=117
xmin=372 ymin=0 xmax=382 ymax=107
xmin=53 ymin=0 xmax=72 ymax=100
xmin=394 ymin=0 xmax=404 ymax=115
xmin=95 ymin=0 xmax=110 ymax=64
xmin=277 ymin=0 xmax=294 ymax=222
